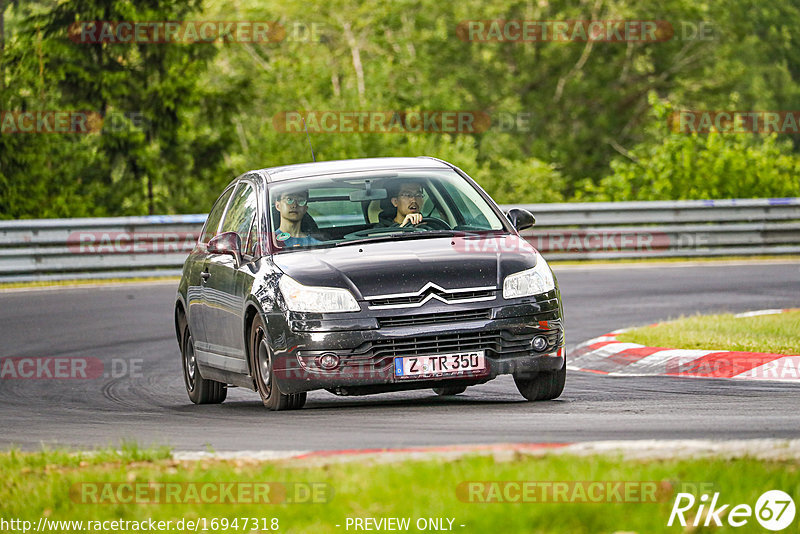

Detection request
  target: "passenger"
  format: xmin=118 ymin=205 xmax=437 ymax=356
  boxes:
xmin=377 ymin=182 xmax=426 ymax=227
xmin=274 ymin=190 xmax=321 ymax=247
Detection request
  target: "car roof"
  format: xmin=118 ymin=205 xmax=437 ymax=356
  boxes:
xmin=255 ymin=156 xmax=453 ymax=183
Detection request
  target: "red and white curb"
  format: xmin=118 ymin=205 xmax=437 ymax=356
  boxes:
xmin=172 ymin=439 xmax=800 ymax=463
xmin=569 ymin=309 xmax=800 ymax=382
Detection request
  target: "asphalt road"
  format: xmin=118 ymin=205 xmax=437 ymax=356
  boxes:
xmin=1 ymin=261 xmax=798 ymax=451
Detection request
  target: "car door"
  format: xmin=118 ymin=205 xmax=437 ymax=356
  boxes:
xmin=201 ymin=180 xmax=259 ymax=374
xmin=188 ymin=185 xmax=234 ymax=350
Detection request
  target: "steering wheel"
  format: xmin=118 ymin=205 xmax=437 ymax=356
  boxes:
xmin=418 ymin=217 xmax=450 ymax=230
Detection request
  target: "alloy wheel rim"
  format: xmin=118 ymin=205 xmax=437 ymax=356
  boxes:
xmin=257 ymin=329 xmax=272 ymax=396
xmin=184 ymin=336 xmax=196 ymax=392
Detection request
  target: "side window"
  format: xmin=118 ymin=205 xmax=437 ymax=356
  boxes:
xmin=200 ymin=187 xmax=234 ymax=243
xmin=219 ymin=182 xmax=257 ymax=253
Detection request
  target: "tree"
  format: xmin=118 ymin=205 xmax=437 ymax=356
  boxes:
xmin=578 ymin=93 xmax=800 ymax=200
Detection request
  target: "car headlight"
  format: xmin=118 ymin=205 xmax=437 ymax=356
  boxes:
xmin=278 ymin=275 xmax=360 ymax=313
xmin=502 ymin=255 xmax=555 ymax=299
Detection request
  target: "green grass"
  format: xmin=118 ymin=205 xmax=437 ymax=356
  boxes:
xmin=616 ymin=310 xmax=800 ymax=355
xmin=0 ymin=276 xmax=179 ymax=290
xmin=549 ymin=254 xmax=800 ymax=266
xmin=1 ymin=446 xmax=799 ymax=533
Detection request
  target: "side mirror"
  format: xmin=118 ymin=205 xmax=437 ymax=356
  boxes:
xmin=506 ymin=208 xmax=536 ymax=231
xmin=207 ymin=231 xmax=242 ymax=266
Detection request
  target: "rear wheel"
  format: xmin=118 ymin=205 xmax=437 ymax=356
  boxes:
xmin=250 ymin=315 xmax=306 ymax=411
xmin=181 ymin=327 xmax=227 ymax=404
xmin=432 ymin=386 xmax=467 ymax=396
xmin=514 ymin=362 xmax=566 ymax=401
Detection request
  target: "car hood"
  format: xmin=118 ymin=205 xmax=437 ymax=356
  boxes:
xmin=271 ymin=234 xmax=539 ymax=299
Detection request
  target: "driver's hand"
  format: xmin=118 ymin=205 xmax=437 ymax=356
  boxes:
xmin=399 ymin=213 xmax=423 ymax=227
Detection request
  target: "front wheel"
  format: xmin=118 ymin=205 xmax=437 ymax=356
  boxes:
xmin=250 ymin=315 xmax=306 ymax=411
xmin=514 ymin=362 xmax=565 ymax=401
xmin=181 ymin=327 xmax=227 ymax=404
xmin=432 ymin=386 xmax=467 ymax=396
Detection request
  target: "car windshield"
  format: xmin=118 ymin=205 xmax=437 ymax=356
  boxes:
xmin=267 ymin=169 xmax=507 ymax=252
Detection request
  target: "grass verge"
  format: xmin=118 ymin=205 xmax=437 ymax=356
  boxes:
xmin=616 ymin=310 xmax=800 ymax=354
xmin=549 ymin=254 xmax=800 ymax=266
xmin=1 ymin=445 xmax=798 ymax=533
xmin=0 ymin=276 xmax=179 ymax=290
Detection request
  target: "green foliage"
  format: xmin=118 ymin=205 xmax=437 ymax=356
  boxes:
xmin=579 ymin=93 xmax=800 ymax=200
xmin=2 ymin=0 xmax=800 ymax=218
xmin=1 ymin=0 xmax=240 ymax=218
xmin=473 ymin=158 xmax=565 ymax=204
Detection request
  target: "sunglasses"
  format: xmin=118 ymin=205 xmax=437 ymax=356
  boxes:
xmin=281 ymin=197 xmax=308 ymax=206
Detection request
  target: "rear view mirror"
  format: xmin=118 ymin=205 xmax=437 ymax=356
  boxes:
xmin=348 ymin=178 xmax=389 ymax=202
xmin=349 ymin=188 xmax=387 ymax=202
xmin=207 ymin=231 xmax=242 ymax=266
xmin=506 ymin=208 xmax=536 ymax=231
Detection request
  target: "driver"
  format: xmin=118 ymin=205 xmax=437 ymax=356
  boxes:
xmin=377 ymin=181 xmax=426 ymax=227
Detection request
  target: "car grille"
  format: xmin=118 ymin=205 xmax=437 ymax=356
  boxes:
xmin=377 ymin=309 xmax=491 ymax=328
xmin=339 ymin=329 xmax=559 ymax=370
xmin=366 ymin=286 xmax=496 ymax=308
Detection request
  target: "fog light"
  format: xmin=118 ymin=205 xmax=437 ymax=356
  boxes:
xmin=531 ymin=335 xmax=548 ymax=352
xmin=318 ymin=353 xmax=340 ymax=370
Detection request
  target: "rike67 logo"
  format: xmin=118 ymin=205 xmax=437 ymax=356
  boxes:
xmin=668 ymin=490 xmax=795 ymax=530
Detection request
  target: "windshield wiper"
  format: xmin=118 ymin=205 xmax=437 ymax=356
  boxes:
xmin=335 ymin=230 xmax=473 ymax=247
xmin=335 ymin=233 xmax=408 ymax=246
xmin=391 ymin=230 xmax=475 ymax=239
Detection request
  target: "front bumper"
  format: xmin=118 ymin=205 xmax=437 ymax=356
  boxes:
xmin=265 ymin=291 xmax=564 ymax=394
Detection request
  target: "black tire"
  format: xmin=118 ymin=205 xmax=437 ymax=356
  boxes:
xmin=432 ymin=385 xmax=467 ymax=396
xmin=514 ymin=362 xmax=566 ymax=401
xmin=249 ymin=315 xmax=306 ymax=411
xmin=181 ymin=327 xmax=227 ymax=404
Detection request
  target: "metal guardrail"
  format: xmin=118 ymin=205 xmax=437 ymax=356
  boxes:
xmin=0 ymin=198 xmax=798 ymax=282
xmin=0 ymin=215 xmax=205 ymax=282
xmin=514 ymin=197 xmax=800 ymax=260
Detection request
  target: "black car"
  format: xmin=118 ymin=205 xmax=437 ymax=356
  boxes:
xmin=174 ymin=157 xmax=565 ymax=410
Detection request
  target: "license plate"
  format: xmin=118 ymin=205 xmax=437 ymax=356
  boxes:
xmin=394 ymin=351 xmax=486 ymax=379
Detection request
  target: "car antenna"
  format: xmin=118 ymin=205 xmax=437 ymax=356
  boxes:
xmin=302 ymin=116 xmax=316 ymax=162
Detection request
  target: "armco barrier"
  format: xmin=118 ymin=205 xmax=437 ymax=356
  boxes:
xmin=0 ymin=198 xmax=798 ymax=282
xmin=517 ymin=197 xmax=800 ymax=260
xmin=0 ymin=215 xmax=206 ymax=282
